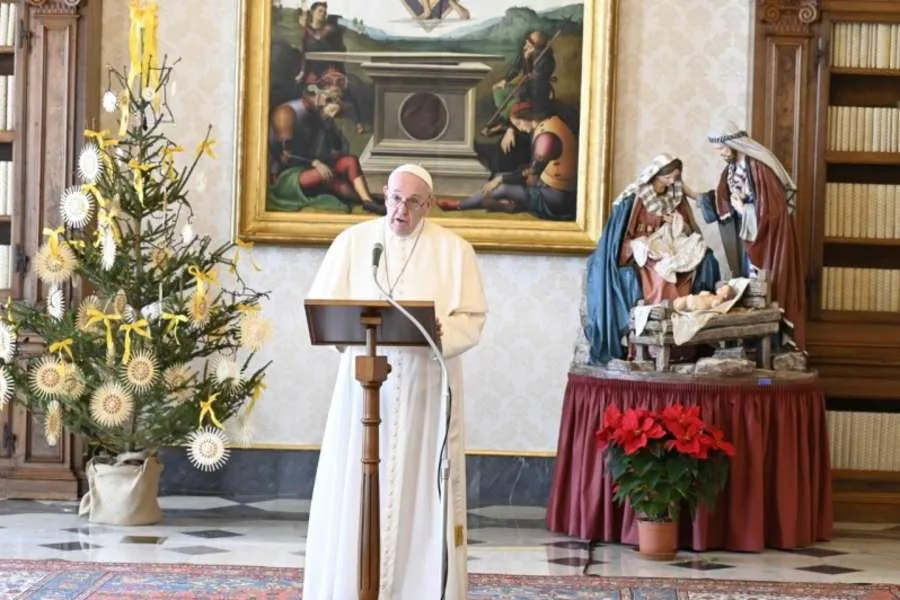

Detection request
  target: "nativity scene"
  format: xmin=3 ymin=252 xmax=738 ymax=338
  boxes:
xmin=574 ymin=124 xmax=811 ymax=379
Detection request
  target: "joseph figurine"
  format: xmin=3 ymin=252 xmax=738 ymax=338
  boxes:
xmin=697 ymin=123 xmax=807 ymax=351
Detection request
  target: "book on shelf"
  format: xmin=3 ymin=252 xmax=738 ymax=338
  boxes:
xmin=821 ymin=267 xmax=900 ymax=313
xmin=4 ymin=73 xmax=11 ymax=131
xmin=0 ymin=3 xmax=15 ymax=49
xmin=0 ymin=245 xmax=9 ymax=290
xmin=825 ymin=183 xmax=900 ymax=239
xmin=0 ymin=159 xmax=10 ymax=214
xmin=826 ymin=106 xmax=900 ymax=153
xmin=832 ymin=21 xmax=900 ymax=70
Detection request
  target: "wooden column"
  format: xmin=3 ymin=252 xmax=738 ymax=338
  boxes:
xmin=355 ymin=313 xmax=391 ymax=600
xmin=751 ymin=0 xmax=822 ymax=278
xmin=22 ymin=0 xmax=82 ymax=303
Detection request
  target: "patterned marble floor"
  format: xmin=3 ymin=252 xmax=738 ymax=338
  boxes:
xmin=0 ymin=496 xmax=899 ymax=585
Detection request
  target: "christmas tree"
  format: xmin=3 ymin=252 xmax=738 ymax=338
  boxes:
xmin=0 ymin=1 xmax=272 ymax=472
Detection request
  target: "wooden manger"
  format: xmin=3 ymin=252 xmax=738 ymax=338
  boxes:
xmin=627 ymin=271 xmax=781 ymax=372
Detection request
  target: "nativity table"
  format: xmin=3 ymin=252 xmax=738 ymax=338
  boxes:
xmin=545 ymin=368 xmax=833 ymax=552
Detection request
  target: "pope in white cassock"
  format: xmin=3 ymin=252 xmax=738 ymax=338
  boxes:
xmin=303 ymin=163 xmax=489 ymax=599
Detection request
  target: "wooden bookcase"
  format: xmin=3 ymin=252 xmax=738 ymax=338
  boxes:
xmin=808 ymin=1 xmax=900 ymax=399
xmin=0 ymin=0 xmax=101 ymax=500
xmin=751 ymin=0 xmax=900 ymax=522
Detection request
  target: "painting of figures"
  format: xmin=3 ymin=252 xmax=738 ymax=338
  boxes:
xmin=236 ymin=0 xmax=617 ymax=253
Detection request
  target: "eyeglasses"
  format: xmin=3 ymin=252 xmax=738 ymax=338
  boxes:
xmin=385 ymin=193 xmax=426 ymax=210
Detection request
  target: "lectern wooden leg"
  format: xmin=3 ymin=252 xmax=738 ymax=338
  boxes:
xmin=355 ymin=318 xmax=391 ymax=600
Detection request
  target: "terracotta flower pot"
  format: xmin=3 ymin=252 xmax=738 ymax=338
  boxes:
xmin=636 ymin=519 xmax=678 ymax=561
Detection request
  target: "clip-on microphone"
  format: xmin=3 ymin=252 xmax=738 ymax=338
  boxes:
xmin=370 ymin=242 xmax=453 ymax=600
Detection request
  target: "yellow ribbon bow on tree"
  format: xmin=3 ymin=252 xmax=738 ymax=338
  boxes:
xmin=43 ymin=226 xmax=65 ymax=257
xmin=83 ymin=129 xmax=109 ymax=149
xmin=85 ymin=308 xmax=123 ymax=358
xmin=48 ymin=338 xmax=74 ymax=361
xmin=82 ymin=183 xmax=105 ymax=207
xmin=119 ymin=319 xmax=152 ymax=364
xmin=128 ymin=1 xmax=160 ymax=99
xmin=244 ymin=379 xmax=267 ymax=418
xmin=162 ymin=311 xmax=188 ymax=343
xmin=118 ymin=94 xmax=130 ymax=138
xmin=163 ymin=144 xmax=183 ymax=180
xmin=231 ymin=239 xmax=262 ymax=274
xmin=236 ymin=303 xmax=260 ymax=316
xmin=128 ymin=159 xmax=154 ymax=205
xmin=196 ymin=138 xmax=217 ymax=159
xmin=142 ymin=4 xmax=160 ymax=108
xmin=187 ymin=265 xmax=218 ymax=300
xmin=199 ymin=393 xmax=224 ymax=429
xmin=83 ymin=130 xmax=117 ymax=170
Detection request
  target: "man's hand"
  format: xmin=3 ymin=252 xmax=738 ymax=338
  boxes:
xmin=500 ymin=127 xmax=516 ymax=154
xmin=312 ymin=160 xmax=333 ymax=182
xmin=730 ymin=193 xmax=745 ymax=212
xmin=482 ymin=176 xmax=502 ymax=194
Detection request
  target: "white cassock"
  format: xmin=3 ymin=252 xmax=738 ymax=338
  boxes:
xmin=303 ymin=217 xmax=488 ymax=600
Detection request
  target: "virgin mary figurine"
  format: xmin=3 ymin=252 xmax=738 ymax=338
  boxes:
xmin=583 ymin=154 xmax=720 ymax=364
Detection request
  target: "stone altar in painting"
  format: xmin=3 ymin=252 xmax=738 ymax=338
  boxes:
xmin=304 ymin=51 xmax=498 ymax=194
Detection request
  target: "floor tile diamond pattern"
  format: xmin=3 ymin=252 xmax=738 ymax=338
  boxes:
xmin=0 ymin=498 xmax=895 ymax=584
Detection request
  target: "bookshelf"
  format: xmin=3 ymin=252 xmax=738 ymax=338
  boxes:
xmin=812 ymin=2 xmax=900 ymax=523
xmin=810 ymin=7 xmax=900 ymax=379
xmin=751 ymin=0 xmax=900 ymax=523
xmin=0 ymin=0 xmax=20 ymax=484
xmin=0 ymin=1 xmax=15 ymax=298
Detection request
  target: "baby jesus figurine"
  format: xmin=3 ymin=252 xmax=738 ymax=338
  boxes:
xmin=673 ymin=283 xmax=736 ymax=312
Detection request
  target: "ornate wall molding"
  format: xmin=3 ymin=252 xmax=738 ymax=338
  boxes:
xmin=26 ymin=0 xmax=83 ymax=16
xmin=758 ymin=0 xmax=821 ymax=35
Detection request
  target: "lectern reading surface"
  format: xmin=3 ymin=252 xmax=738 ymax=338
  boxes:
xmin=305 ymin=299 xmax=440 ymax=348
xmin=303 ymin=298 xmax=438 ymax=600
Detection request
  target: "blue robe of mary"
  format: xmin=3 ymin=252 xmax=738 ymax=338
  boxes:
xmin=582 ymin=195 xmax=721 ymax=365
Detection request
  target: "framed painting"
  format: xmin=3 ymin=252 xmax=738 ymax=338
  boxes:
xmin=233 ymin=0 xmax=617 ymax=254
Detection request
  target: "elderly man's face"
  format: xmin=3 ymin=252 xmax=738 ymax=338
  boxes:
xmin=384 ymin=171 xmax=432 ymax=236
xmin=713 ymin=143 xmax=737 ymax=163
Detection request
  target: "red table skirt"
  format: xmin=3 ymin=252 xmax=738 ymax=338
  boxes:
xmin=546 ymin=373 xmax=833 ymax=552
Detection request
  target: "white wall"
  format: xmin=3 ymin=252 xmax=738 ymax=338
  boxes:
xmin=100 ymin=0 xmax=751 ymax=453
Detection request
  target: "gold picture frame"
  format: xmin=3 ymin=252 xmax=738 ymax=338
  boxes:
xmin=233 ymin=0 xmax=617 ymax=254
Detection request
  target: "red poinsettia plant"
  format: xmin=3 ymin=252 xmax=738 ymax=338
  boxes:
xmin=595 ymin=404 xmax=736 ymax=523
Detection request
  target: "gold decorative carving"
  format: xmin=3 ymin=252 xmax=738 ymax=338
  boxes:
xmin=758 ymin=0 xmax=821 ymax=34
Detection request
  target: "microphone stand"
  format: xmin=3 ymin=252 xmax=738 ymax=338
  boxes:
xmin=371 ymin=244 xmax=453 ymax=600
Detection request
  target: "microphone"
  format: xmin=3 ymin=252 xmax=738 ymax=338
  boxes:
xmin=372 ymin=242 xmax=384 ymax=271
xmin=370 ymin=260 xmax=453 ymax=600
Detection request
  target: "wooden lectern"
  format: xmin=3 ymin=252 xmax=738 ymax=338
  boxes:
xmin=304 ymin=298 xmax=439 ymax=600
